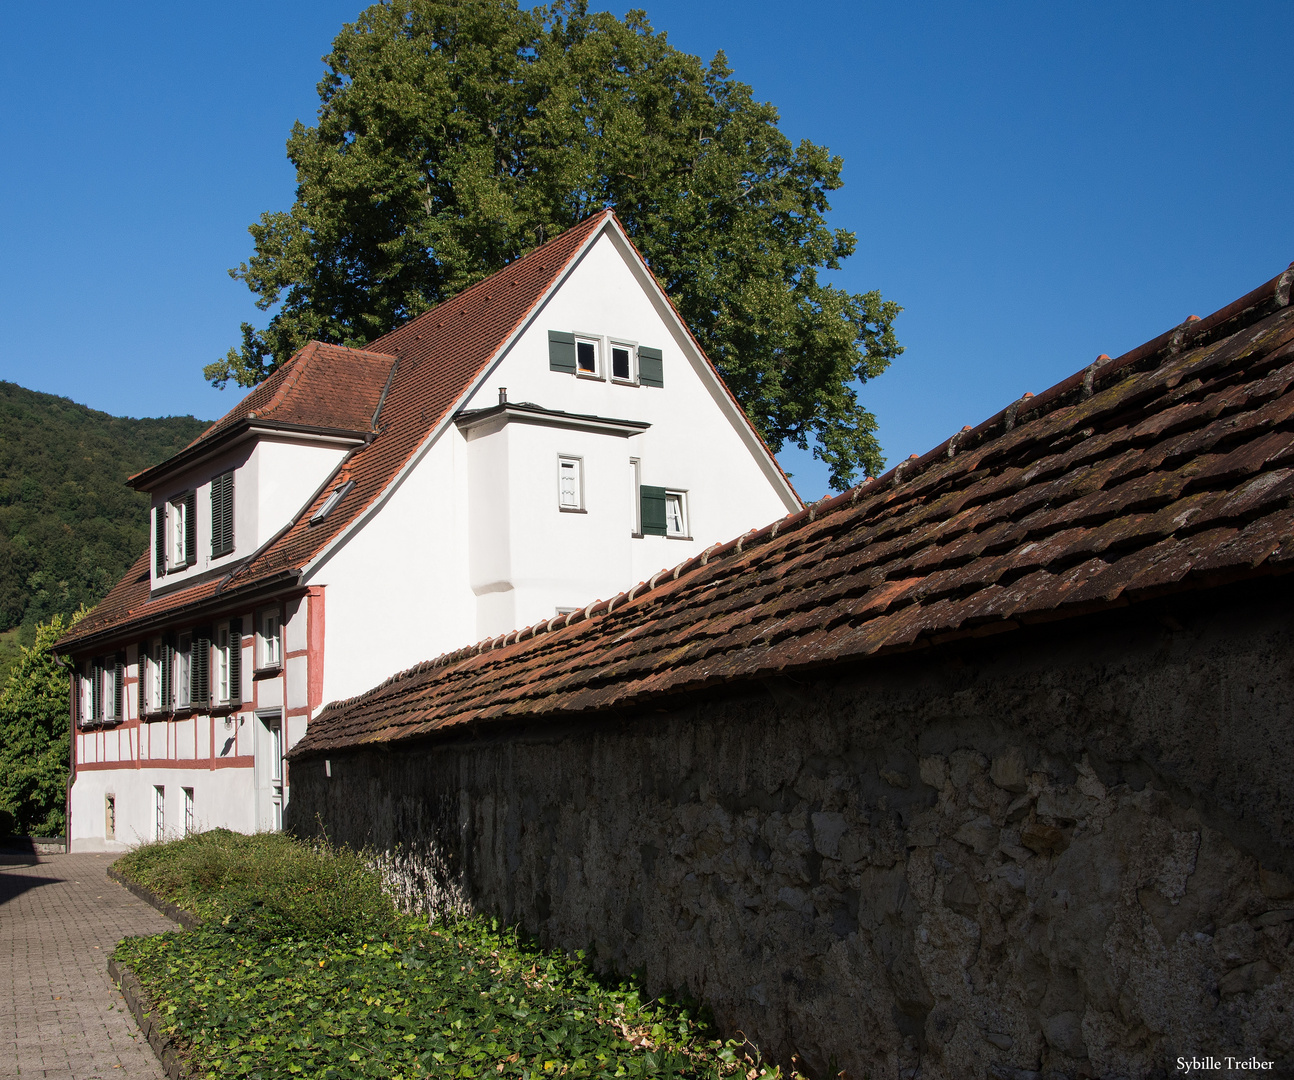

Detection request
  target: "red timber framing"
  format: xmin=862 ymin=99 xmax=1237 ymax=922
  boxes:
xmin=66 ymin=587 xmax=324 ymax=791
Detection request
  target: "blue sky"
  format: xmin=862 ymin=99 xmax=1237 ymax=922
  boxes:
xmin=2 ymin=2 xmax=1290 ymax=502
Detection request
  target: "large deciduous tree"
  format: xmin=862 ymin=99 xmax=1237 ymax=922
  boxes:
xmin=207 ymin=0 xmax=901 ymax=488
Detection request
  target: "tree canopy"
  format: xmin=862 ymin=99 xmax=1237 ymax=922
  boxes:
xmin=207 ymin=0 xmax=901 ymax=488
xmin=0 ymin=612 xmax=78 ymax=837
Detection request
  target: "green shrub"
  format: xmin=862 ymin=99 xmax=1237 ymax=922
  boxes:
xmin=115 ymin=830 xmax=396 ymax=939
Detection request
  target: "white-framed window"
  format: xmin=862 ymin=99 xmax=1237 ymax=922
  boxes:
xmin=609 ymin=340 xmax=636 ymax=384
xmin=258 ymin=609 xmax=282 ymax=670
xmin=103 ymin=659 xmax=122 ymax=722
xmin=175 ymin=633 xmax=192 ymax=710
xmin=216 ymin=625 xmax=230 ymax=704
xmin=575 ymin=335 xmax=601 ymax=378
xmin=665 ymin=490 xmax=689 ymax=537
xmin=154 ymin=785 xmax=165 ymax=840
xmin=168 ymin=496 xmax=188 ymax=568
xmin=629 ymin=458 xmax=641 ymax=535
xmin=146 ymin=640 xmax=166 ymax=716
xmin=558 ymin=456 xmax=584 ymax=511
xmin=183 ymin=787 xmax=195 ymax=836
xmin=84 ymin=657 xmax=122 ymax=725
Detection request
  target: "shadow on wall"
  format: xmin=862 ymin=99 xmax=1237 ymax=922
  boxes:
xmin=288 ymin=587 xmax=1294 ymax=1079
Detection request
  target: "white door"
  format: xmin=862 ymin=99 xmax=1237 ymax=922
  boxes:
xmin=254 ymin=710 xmax=284 ymax=831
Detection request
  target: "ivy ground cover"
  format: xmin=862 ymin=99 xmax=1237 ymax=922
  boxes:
xmin=112 ymin=832 xmax=772 ymax=1080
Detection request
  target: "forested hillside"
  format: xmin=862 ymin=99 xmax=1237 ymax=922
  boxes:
xmin=0 ymin=381 xmax=210 ymax=650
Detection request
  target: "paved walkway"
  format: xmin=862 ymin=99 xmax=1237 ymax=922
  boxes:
xmin=1 ymin=852 xmax=176 ymax=1079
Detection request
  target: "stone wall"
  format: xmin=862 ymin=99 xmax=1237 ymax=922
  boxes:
xmin=289 ymin=586 xmax=1294 ymax=1079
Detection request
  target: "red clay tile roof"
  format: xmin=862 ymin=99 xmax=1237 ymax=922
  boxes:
xmin=60 ymin=211 xmax=612 ymax=651
xmin=289 ymin=261 xmax=1294 ymax=758
xmin=128 ymin=343 xmax=398 ymax=491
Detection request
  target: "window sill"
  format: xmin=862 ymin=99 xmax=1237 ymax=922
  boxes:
xmin=666 ymin=533 xmax=693 ymax=541
xmin=253 ymin=664 xmax=283 ymax=679
xmin=610 ymin=377 xmax=638 ymax=387
xmin=559 ymin=507 xmax=588 ymax=514
xmin=575 ymin=371 xmax=604 ymax=381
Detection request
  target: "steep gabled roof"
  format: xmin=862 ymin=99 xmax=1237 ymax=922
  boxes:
xmin=59 ymin=211 xmax=612 ymax=650
xmin=290 ymin=261 xmax=1294 ymax=758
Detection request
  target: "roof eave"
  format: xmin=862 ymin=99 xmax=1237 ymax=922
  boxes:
xmin=55 ymin=568 xmax=304 ymax=655
xmin=128 ymin=420 xmax=373 ymax=491
xmin=455 ymin=401 xmax=651 ymax=437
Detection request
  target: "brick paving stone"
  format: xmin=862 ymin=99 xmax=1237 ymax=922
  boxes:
xmin=1 ymin=853 xmax=176 ymax=1079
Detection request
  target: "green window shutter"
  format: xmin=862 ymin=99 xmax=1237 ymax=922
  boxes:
xmin=154 ymin=505 xmax=165 ymax=577
xmin=193 ymin=627 xmax=211 ymax=708
xmin=160 ymin=636 xmax=173 ymax=713
xmin=548 ymin=330 xmax=576 ymax=373
xmin=222 ymin=474 xmax=234 ymax=553
xmin=113 ymin=655 xmax=124 ymax=721
xmin=638 ymin=346 xmax=664 ymax=387
xmin=640 ymin=485 xmax=667 ymax=536
xmin=211 ymin=473 xmax=234 ymax=557
xmin=138 ymin=643 xmax=149 ymax=715
xmin=210 ymin=477 xmax=224 ymax=557
xmin=228 ymin=617 xmax=242 ymax=705
xmin=91 ymin=661 xmax=102 ymax=722
xmin=183 ymin=490 xmax=197 ymax=565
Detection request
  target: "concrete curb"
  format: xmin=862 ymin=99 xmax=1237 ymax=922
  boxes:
xmin=106 ymin=866 xmax=202 ymax=931
xmin=107 ymin=955 xmax=190 ymax=1080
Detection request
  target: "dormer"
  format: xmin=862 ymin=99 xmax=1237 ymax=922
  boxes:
xmin=129 ymin=343 xmax=397 ymax=593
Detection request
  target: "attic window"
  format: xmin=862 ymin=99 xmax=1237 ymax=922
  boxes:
xmin=311 ymin=480 xmax=355 ymax=525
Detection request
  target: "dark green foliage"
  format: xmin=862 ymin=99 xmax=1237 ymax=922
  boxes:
xmin=0 ymin=628 xmax=20 ymax=691
xmin=0 ymin=613 xmax=75 ymax=836
xmin=208 ymin=0 xmax=901 ymax=488
xmin=114 ymin=833 xmax=779 ymax=1080
xmin=0 ymin=381 xmax=210 ymax=635
xmin=115 ymin=829 xmax=398 ymax=939
xmin=117 ymin=919 xmax=762 ymax=1080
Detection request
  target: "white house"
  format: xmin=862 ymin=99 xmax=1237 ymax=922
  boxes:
xmin=58 ymin=209 xmax=802 ymax=851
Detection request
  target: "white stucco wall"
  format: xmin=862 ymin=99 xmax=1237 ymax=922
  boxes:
xmin=309 ymin=433 xmax=476 ymax=706
xmin=252 ymin=440 xmax=349 ymax=547
xmin=461 ymin=228 xmax=797 ymax=588
xmin=465 ymin=417 xmax=639 ymax=636
xmin=69 ymin=766 xmax=258 ymax=852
